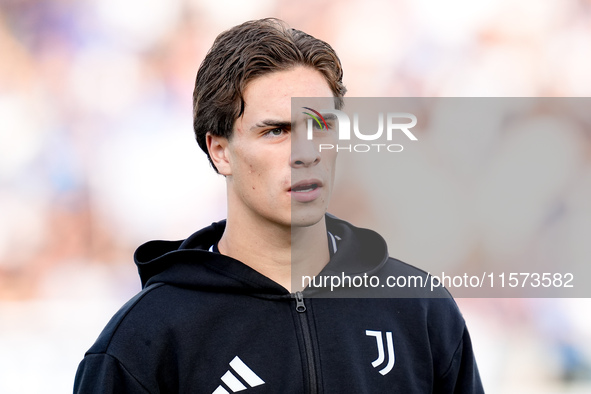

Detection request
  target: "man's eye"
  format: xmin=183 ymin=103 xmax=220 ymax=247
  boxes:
xmin=266 ymin=128 xmax=284 ymax=136
xmin=314 ymin=120 xmax=332 ymax=131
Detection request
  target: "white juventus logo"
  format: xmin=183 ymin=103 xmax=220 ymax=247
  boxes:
xmin=366 ymin=330 xmax=395 ymax=375
xmin=212 ymin=356 xmax=265 ymax=394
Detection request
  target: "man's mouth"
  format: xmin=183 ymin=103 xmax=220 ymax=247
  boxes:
xmin=289 ymin=179 xmax=323 ymax=202
xmin=289 ymin=179 xmax=323 ymax=193
xmin=290 ymin=183 xmax=319 ymax=193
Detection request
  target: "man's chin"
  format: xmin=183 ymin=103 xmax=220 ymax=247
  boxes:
xmin=290 ymin=209 xmax=326 ymax=229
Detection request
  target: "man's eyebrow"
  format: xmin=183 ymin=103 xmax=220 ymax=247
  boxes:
xmin=250 ymin=119 xmax=292 ymax=131
xmin=321 ymin=113 xmax=337 ymax=121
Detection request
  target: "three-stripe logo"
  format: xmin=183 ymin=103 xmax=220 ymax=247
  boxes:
xmin=366 ymin=330 xmax=395 ymax=375
xmin=212 ymin=356 xmax=265 ymax=394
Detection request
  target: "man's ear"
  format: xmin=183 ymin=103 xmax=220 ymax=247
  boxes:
xmin=206 ymin=132 xmax=232 ymax=175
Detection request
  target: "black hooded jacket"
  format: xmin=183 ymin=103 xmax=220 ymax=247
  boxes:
xmin=74 ymin=215 xmax=484 ymax=393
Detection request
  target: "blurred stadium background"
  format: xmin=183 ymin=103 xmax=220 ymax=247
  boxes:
xmin=1 ymin=0 xmax=591 ymax=392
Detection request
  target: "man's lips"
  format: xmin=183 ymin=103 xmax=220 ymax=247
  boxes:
xmin=289 ymin=179 xmax=323 ymax=203
xmin=289 ymin=179 xmax=323 ymax=192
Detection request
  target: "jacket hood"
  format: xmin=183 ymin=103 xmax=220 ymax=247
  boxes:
xmin=134 ymin=215 xmax=389 ymax=295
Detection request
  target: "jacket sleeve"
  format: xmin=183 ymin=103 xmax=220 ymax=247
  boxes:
xmin=74 ymin=353 xmax=149 ymax=394
xmin=435 ymin=326 xmax=485 ymax=394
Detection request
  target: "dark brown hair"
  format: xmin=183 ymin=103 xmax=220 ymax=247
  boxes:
xmin=193 ymin=18 xmax=346 ymax=172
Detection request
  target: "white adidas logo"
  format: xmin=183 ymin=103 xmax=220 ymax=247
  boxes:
xmin=212 ymin=356 xmax=265 ymax=393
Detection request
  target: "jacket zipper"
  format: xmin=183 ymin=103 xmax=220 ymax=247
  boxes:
xmin=295 ymin=291 xmax=318 ymax=394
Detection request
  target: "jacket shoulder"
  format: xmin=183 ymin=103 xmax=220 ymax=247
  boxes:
xmin=74 ymin=353 xmax=151 ymax=394
xmin=373 ymin=257 xmax=455 ymax=299
xmin=85 ymin=282 xmax=166 ymax=355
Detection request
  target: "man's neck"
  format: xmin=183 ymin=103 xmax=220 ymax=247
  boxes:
xmin=290 ymin=220 xmax=330 ymax=291
xmin=217 ymin=208 xmax=330 ymax=293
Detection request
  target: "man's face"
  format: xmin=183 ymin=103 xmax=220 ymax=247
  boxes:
xmin=219 ymin=66 xmax=337 ymax=229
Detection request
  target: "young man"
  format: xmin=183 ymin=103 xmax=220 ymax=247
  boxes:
xmin=74 ymin=18 xmax=484 ymax=393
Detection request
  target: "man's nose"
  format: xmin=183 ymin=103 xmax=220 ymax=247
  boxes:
xmin=290 ymin=132 xmax=321 ymax=168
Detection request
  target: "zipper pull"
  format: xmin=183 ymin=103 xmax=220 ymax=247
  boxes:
xmin=295 ymin=291 xmax=307 ymax=313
